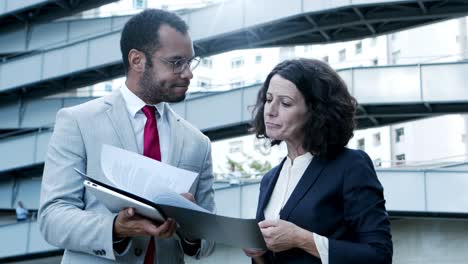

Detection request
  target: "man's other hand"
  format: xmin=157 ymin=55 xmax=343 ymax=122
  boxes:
xmin=180 ymin=192 xmax=195 ymax=203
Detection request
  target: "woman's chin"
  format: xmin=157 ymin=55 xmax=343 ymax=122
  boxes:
xmin=266 ymin=133 xmax=281 ymax=141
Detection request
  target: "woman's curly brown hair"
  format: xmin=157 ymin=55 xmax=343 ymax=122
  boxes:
xmin=251 ymin=58 xmax=357 ymax=160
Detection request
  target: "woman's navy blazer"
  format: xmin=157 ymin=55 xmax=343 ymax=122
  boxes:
xmin=256 ymin=148 xmax=393 ymax=264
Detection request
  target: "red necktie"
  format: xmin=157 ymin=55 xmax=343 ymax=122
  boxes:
xmin=141 ymin=105 xmax=161 ymax=264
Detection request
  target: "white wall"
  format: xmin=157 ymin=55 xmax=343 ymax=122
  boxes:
xmin=391 ymin=19 xmax=461 ymax=64
xmin=349 ymin=126 xmax=392 ymax=167
xmin=391 ymin=115 xmax=466 ymax=164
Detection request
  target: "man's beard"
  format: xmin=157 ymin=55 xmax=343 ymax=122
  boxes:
xmin=138 ymin=69 xmax=186 ymax=104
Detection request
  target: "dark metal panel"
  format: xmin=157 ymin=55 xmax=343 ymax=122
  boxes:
xmin=21 ymin=99 xmax=62 ymax=128
xmin=0 ymin=0 xmax=119 ymax=32
xmin=29 ymin=22 xmax=68 ymax=51
xmin=0 ymin=15 xmax=132 ymax=56
xmin=43 ymin=42 xmax=89 ymax=80
xmin=0 ymin=133 xmax=36 ymax=171
xmin=28 ymin=221 xmax=59 ymax=253
xmin=111 ymin=15 xmax=132 ymax=31
xmin=63 ymin=97 xmax=92 ymax=108
xmin=0 ymin=54 xmax=42 ymax=92
xmin=187 ymin=0 xmax=244 ymax=40
xmin=0 ymin=29 xmax=26 ymax=54
xmin=88 ymin=33 xmax=121 ymax=68
xmin=3 ymin=0 xmax=468 ymax=101
xmin=68 ymin=17 xmax=113 ymax=43
xmin=16 ymin=177 xmax=42 ymax=209
xmin=0 ymin=221 xmax=28 ymax=257
xmin=35 ymin=130 xmax=52 ymax=165
xmin=186 ymin=89 xmax=243 ymax=130
xmin=0 ymin=178 xmax=14 ymax=208
xmin=244 ymin=0 xmax=303 ymax=27
xmin=0 ymin=101 xmax=20 ymax=129
xmin=2 ymin=0 xmax=46 ymax=13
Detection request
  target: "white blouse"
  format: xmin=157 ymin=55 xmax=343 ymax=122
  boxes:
xmin=263 ymin=152 xmax=329 ymax=264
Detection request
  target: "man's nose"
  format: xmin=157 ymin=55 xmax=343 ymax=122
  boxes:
xmin=180 ymin=65 xmax=193 ymax=79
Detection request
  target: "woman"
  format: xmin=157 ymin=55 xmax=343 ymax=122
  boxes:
xmin=244 ymin=59 xmax=392 ymax=264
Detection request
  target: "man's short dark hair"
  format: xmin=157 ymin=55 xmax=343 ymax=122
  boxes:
xmin=120 ymin=9 xmax=189 ymax=73
xmin=251 ymin=58 xmax=357 ymax=160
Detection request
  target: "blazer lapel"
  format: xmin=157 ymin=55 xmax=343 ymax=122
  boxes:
xmin=257 ymin=158 xmax=286 ymax=221
xmin=165 ymin=105 xmax=184 ymax=167
xmin=104 ymin=90 xmax=139 ymax=153
xmin=280 ymin=157 xmax=327 ymax=220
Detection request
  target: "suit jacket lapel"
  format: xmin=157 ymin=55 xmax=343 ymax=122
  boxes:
xmin=257 ymin=158 xmax=286 ymax=221
xmin=104 ymin=90 xmax=139 ymax=153
xmin=165 ymin=105 xmax=184 ymax=167
xmin=280 ymin=156 xmax=327 ymax=220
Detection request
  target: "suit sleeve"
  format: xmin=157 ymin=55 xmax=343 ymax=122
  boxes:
xmin=328 ymin=151 xmax=393 ymax=264
xmin=192 ymin=137 xmax=216 ymax=258
xmin=38 ymin=108 xmax=118 ymax=261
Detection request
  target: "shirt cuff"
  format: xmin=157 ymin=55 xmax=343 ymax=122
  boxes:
xmin=313 ymin=233 xmax=329 ymax=264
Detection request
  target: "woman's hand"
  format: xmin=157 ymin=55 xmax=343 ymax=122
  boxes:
xmin=258 ymin=219 xmax=302 ymax=252
xmin=243 ymin=248 xmax=266 ymax=257
xmin=243 ymin=248 xmax=266 ymax=264
xmin=259 ymin=219 xmax=320 ymax=257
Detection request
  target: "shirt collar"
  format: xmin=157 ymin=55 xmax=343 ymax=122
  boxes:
xmin=285 ymin=152 xmax=313 ymax=168
xmin=120 ymin=84 xmax=166 ymax=118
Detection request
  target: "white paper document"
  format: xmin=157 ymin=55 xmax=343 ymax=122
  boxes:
xmin=93 ymin=144 xmax=265 ymax=249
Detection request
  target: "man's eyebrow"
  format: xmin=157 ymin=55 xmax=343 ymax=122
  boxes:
xmin=166 ymin=56 xmax=184 ymax=60
xmin=167 ymin=55 xmax=195 ymax=61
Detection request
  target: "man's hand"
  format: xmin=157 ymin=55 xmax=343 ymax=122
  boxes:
xmin=180 ymin=192 xmax=195 ymax=203
xmin=113 ymin=208 xmax=176 ymax=239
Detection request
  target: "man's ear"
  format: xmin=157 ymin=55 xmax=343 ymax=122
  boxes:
xmin=128 ymin=49 xmax=146 ymax=73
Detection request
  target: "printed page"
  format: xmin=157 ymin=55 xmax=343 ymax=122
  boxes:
xmin=100 ymin=144 xmax=197 ymax=199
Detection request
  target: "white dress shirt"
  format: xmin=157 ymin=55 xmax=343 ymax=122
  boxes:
xmin=263 ymin=152 xmax=329 ymax=263
xmin=120 ymin=84 xmax=171 ymax=161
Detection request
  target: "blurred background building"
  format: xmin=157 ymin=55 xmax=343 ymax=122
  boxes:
xmin=2 ymin=0 xmax=468 ymax=263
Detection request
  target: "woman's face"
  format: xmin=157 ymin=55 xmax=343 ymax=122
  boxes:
xmin=264 ymin=74 xmax=308 ymax=146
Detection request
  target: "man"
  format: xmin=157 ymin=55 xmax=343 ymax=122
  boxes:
xmin=39 ymin=9 xmax=215 ymax=263
xmin=16 ymin=201 xmax=29 ymax=221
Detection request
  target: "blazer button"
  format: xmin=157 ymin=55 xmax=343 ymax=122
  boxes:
xmin=135 ymin=247 xmax=142 ymax=256
xmin=93 ymin=250 xmax=98 ymax=255
xmin=101 ymin=249 xmax=106 ymax=256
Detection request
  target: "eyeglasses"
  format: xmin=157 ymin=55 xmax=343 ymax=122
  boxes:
xmin=156 ymin=56 xmax=201 ymax=74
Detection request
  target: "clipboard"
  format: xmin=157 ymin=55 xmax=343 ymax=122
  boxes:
xmin=84 ymin=179 xmax=166 ymax=223
xmin=75 ymin=168 xmax=267 ymax=249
